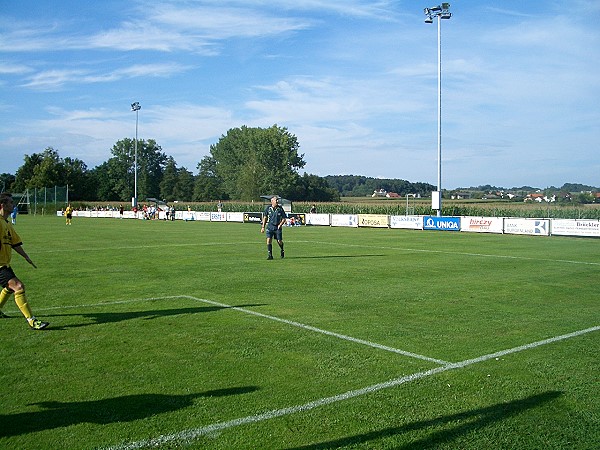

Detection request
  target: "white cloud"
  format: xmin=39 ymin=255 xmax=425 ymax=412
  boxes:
xmin=21 ymin=63 xmax=191 ymax=90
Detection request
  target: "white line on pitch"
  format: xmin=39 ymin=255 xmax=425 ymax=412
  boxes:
xmin=31 ymin=295 xmax=448 ymax=365
xmin=104 ymin=325 xmax=600 ymax=450
xmin=180 ymin=295 xmax=449 ymax=365
xmin=295 ymin=240 xmax=600 ymax=266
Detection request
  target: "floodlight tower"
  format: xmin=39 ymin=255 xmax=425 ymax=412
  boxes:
xmin=131 ymin=101 xmax=141 ymax=208
xmin=424 ymin=3 xmax=451 ymax=217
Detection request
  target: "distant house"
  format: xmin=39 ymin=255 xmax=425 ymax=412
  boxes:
xmin=525 ymin=193 xmax=544 ymax=202
xmin=386 ymin=192 xmax=401 ymax=198
xmin=525 ymin=193 xmax=556 ymax=203
xmin=372 ymin=189 xmax=387 ymax=197
xmin=451 ymin=192 xmax=471 ymax=199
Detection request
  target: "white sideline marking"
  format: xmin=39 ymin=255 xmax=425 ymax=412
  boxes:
xmin=37 ymin=238 xmax=600 ymax=266
xmin=104 ymin=325 xmax=599 ymax=450
xmin=297 ymin=240 xmax=600 ymax=266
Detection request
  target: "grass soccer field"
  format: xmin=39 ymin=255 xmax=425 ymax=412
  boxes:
xmin=1 ymin=215 xmax=598 ymax=449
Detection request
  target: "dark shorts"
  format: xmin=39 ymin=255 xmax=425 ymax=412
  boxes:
xmin=0 ymin=266 xmax=17 ymax=288
xmin=66 ymin=214 xmax=72 ymax=219
xmin=266 ymin=227 xmax=283 ymax=241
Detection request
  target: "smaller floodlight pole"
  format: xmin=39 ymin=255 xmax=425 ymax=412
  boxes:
xmin=131 ymin=102 xmax=141 ymax=208
xmin=424 ymin=3 xmax=451 ymax=217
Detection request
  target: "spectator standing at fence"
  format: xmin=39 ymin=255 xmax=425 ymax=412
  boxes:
xmin=119 ymin=204 xmax=124 ymax=219
xmin=64 ymin=204 xmax=73 ymax=225
xmin=309 ymin=204 xmax=317 ymax=214
xmin=217 ymin=200 xmax=223 ymax=213
xmin=261 ymin=196 xmax=287 ymax=260
xmin=0 ymin=193 xmax=49 ymax=329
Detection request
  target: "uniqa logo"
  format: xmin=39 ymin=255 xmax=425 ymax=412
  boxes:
xmin=437 ymin=220 xmax=459 ymax=229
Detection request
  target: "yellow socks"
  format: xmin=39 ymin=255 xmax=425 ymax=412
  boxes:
xmin=0 ymin=287 xmax=12 ymax=310
xmin=14 ymin=289 xmax=34 ymax=320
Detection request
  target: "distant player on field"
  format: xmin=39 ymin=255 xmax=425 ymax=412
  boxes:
xmin=0 ymin=192 xmax=49 ymax=330
xmin=65 ymin=203 xmax=73 ymax=225
xmin=261 ymin=196 xmax=287 ymax=260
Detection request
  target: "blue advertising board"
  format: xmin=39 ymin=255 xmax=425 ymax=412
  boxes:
xmin=423 ymin=216 xmax=461 ymax=231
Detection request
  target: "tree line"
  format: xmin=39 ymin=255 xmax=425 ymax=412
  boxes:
xmin=1 ymin=125 xmax=438 ymax=203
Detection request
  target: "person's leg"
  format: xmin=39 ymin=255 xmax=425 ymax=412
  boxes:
xmin=266 ymin=237 xmax=273 ymax=259
xmin=275 ymin=229 xmax=284 ymax=258
xmin=0 ymin=287 xmax=13 ymax=317
xmin=8 ymin=278 xmax=48 ymax=330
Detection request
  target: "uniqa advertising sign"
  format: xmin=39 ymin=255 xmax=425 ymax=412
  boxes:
xmin=423 ymin=216 xmax=461 ymax=231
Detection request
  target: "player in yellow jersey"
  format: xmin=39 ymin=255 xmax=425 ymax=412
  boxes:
xmin=64 ymin=204 xmax=73 ymax=225
xmin=0 ymin=193 xmax=49 ymax=329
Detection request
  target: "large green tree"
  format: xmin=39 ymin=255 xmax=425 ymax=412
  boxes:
xmin=173 ymin=167 xmax=195 ymax=202
xmin=159 ymin=157 xmax=179 ymax=202
xmin=0 ymin=173 xmax=16 ymax=192
xmin=102 ymin=138 xmax=168 ymax=202
xmin=194 ymin=156 xmax=227 ymax=201
xmin=209 ymin=125 xmax=305 ymax=201
xmin=12 ymin=148 xmax=91 ymax=200
xmin=13 ymin=148 xmax=54 ymax=192
xmin=159 ymin=158 xmax=195 ymax=202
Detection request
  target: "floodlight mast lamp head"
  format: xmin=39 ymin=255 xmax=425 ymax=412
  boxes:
xmin=424 ymin=3 xmax=451 ymax=22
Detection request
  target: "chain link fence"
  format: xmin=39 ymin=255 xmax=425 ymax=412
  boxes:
xmin=13 ymin=186 xmax=69 ymax=215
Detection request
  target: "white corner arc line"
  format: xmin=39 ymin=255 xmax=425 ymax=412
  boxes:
xmin=104 ymin=325 xmax=599 ymax=450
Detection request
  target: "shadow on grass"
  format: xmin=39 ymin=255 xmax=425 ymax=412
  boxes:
xmin=44 ymin=304 xmax=266 ymax=329
xmin=0 ymin=386 xmax=259 ymax=437
xmin=287 ymin=391 xmax=563 ymax=450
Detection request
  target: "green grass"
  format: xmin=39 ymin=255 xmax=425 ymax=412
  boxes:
xmin=1 ymin=215 xmax=598 ymax=449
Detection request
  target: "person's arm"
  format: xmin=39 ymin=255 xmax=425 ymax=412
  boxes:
xmin=13 ymin=244 xmax=37 ymax=268
xmin=278 ymin=209 xmax=287 ymax=228
xmin=261 ymin=213 xmax=267 ymax=233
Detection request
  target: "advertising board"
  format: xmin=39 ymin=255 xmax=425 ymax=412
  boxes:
xmin=358 ymin=214 xmax=389 ymax=228
xmin=423 ymin=216 xmax=461 ymax=231
xmin=551 ymin=219 xmax=600 ymax=238
xmin=244 ymin=212 xmax=263 ymax=224
xmin=331 ymin=214 xmax=359 ymax=227
xmin=389 ymin=215 xmax=423 ymax=230
xmin=460 ymin=216 xmax=504 ymax=234
xmin=227 ymin=212 xmax=245 ymax=223
xmin=210 ymin=212 xmax=227 ymax=222
xmin=305 ymin=213 xmax=330 ymax=226
xmin=504 ymin=218 xmax=550 ymax=236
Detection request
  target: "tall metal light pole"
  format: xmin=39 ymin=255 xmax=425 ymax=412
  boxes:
xmin=131 ymin=102 xmax=141 ymax=208
xmin=424 ymin=3 xmax=451 ymax=217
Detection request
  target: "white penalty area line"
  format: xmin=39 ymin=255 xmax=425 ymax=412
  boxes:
xmin=104 ymin=324 xmax=600 ymax=450
xmin=30 ymin=294 xmax=446 ymax=364
xmin=180 ymin=295 xmax=449 ymax=365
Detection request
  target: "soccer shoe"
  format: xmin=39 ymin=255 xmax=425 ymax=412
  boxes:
xmin=0 ymin=311 xmax=10 ymax=318
xmin=267 ymin=254 xmax=273 ymax=260
xmin=280 ymin=250 xmax=285 ymax=259
xmin=29 ymin=319 xmax=49 ymax=330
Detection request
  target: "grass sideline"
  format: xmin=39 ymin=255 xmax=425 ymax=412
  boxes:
xmin=0 ymin=215 xmax=598 ymax=449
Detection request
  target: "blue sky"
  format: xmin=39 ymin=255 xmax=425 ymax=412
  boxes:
xmin=1 ymin=0 xmax=598 ymax=189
